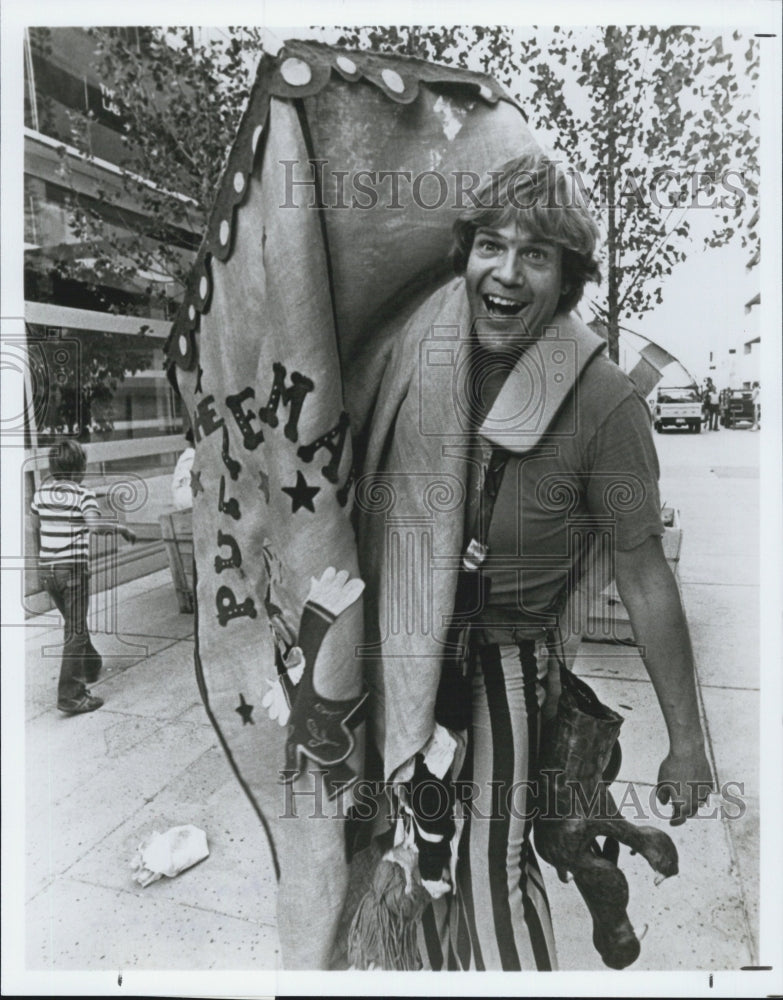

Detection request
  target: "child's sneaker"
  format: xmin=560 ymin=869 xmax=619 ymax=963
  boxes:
xmin=57 ymin=691 xmax=104 ymax=714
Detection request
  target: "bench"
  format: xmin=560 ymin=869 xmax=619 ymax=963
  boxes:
xmin=158 ymin=508 xmax=195 ymax=613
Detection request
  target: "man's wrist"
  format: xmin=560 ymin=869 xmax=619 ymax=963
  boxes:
xmin=667 ymin=731 xmax=707 ymax=756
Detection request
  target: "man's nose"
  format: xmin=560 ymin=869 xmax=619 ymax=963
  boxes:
xmin=493 ymin=249 xmax=522 ymax=285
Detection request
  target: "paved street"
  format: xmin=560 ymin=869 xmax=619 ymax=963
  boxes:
xmin=9 ymin=421 xmax=767 ymax=992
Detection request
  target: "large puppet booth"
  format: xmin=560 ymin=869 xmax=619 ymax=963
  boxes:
xmin=165 ymin=39 xmax=675 ymax=971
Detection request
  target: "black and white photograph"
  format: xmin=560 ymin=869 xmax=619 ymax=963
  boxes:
xmin=2 ymin=1 xmax=781 ymax=997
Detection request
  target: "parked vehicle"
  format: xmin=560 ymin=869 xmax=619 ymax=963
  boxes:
xmin=719 ymin=388 xmax=755 ymax=428
xmin=653 ymin=386 xmax=703 ymax=433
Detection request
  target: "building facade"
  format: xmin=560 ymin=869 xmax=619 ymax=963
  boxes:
xmin=23 ymin=27 xmax=196 ymax=606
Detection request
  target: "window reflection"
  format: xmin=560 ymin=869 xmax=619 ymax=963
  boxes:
xmin=26 ymin=324 xmax=182 ymax=446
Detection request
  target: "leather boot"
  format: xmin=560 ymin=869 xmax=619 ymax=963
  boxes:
xmin=533 ymin=666 xmax=678 ymax=969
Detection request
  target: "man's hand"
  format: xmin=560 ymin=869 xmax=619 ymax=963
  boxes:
xmin=656 ymin=744 xmax=715 ymax=825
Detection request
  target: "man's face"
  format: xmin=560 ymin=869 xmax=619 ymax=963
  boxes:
xmin=464 ymin=221 xmax=565 ymax=355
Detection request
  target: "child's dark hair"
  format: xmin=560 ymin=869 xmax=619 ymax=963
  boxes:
xmin=48 ymin=438 xmax=88 ymax=481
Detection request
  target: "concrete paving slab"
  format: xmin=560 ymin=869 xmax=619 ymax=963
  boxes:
xmin=94 ymin=639 xmax=201 ymax=721
xmin=26 ymin=718 xmax=217 ymax=900
xmin=677 ymin=514 xmax=758 ymax=552
xmin=66 ymin=746 xmax=277 ymax=928
xmin=699 ymin=687 xmax=760 ymax=798
xmin=93 ymin=568 xmax=172 ymax=600
xmin=26 ymin=878 xmax=281 ymax=971
xmin=573 ymin=641 xmax=649 ymax=683
xmin=681 ymin=584 xmax=759 ymax=690
xmin=654 ymin=426 xmax=759 ymax=470
xmin=679 ymin=551 xmax=759 ymax=588
xmin=177 ymin=701 xmax=216 ymax=728
xmin=33 ymin=629 xmax=166 ymax=667
xmin=677 ymin=494 xmax=759 ymax=586
xmin=90 ymin=583 xmax=195 ymax=641
xmin=549 ymin=793 xmax=754 ymax=971
xmin=25 ymin=631 xmax=179 ymax=722
xmin=26 ymin=711 xmax=166 ymax=805
xmin=721 ymin=793 xmax=759 ymax=954
xmin=16 ymin=614 xmax=64 ymax=640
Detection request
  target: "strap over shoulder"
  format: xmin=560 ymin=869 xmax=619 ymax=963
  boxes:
xmin=478 ymin=313 xmax=607 ymax=453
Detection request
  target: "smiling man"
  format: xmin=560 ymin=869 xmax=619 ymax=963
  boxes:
xmin=463 ymin=221 xmax=564 ymax=352
xmin=354 ymin=153 xmax=714 ymax=972
xmin=426 ymin=155 xmax=713 ymax=970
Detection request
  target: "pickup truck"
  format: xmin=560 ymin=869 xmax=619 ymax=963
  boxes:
xmin=653 ymin=386 xmax=703 ymax=433
xmin=719 ymin=388 xmax=755 ymax=428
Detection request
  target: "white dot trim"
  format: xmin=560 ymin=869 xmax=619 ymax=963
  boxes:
xmin=280 ymin=57 xmax=312 ymax=87
xmin=381 ymin=69 xmax=405 ymax=94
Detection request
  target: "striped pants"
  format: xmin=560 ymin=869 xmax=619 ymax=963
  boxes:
xmin=421 ymin=637 xmax=558 ymax=970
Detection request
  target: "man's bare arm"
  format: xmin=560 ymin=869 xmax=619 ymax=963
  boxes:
xmin=614 ymin=534 xmax=715 ymax=824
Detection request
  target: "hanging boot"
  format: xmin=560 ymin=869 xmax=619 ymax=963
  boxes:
xmin=533 ymin=666 xmax=678 ymax=969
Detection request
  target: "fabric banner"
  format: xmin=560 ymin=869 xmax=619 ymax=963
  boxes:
xmin=165 ymin=39 xmax=538 ymax=968
xmin=627 ymin=339 xmax=680 ymax=397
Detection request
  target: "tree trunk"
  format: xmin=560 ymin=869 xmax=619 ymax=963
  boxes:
xmin=604 ymin=28 xmax=620 ymax=364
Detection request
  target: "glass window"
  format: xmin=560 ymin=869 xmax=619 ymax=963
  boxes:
xmin=657 ymin=388 xmax=699 ymax=403
xmin=25 ymin=324 xmax=183 ymax=448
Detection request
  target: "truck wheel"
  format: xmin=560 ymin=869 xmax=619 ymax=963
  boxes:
xmin=692 ymin=420 xmax=701 ymax=433
xmin=654 ymin=422 xmax=662 ymax=433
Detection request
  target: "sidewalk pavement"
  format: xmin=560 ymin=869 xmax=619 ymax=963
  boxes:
xmin=20 ymin=426 xmax=760 ymax=977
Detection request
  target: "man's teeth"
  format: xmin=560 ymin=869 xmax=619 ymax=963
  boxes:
xmin=484 ymin=294 xmax=525 ymax=316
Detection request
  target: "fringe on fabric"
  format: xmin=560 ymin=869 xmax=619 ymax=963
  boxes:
xmin=347 ymin=843 xmax=430 ymax=970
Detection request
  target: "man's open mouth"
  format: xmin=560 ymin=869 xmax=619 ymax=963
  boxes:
xmin=483 ymin=293 xmax=526 ymax=317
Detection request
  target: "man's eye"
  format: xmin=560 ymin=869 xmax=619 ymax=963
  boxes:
xmin=523 ymin=247 xmax=548 ymax=261
xmin=476 ymin=238 xmax=501 ymax=253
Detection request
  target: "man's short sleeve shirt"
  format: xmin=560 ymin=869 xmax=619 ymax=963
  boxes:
xmin=481 ymin=352 xmax=664 ymax=625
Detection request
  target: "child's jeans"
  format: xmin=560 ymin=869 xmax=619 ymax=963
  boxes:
xmin=40 ymin=562 xmax=101 ymax=702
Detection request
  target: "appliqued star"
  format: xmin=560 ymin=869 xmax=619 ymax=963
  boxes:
xmin=195 ymin=365 xmax=204 ymax=394
xmin=190 ymin=469 xmax=204 ymax=496
xmin=235 ymin=692 xmax=254 ymax=725
xmin=257 ymin=469 xmax=270 ymax=503
xmin=281 ymin=470 xmax=320 ymax=513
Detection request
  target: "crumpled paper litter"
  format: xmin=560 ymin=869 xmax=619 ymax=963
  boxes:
xmin=131 ymin=824 xmax=209 ymax=887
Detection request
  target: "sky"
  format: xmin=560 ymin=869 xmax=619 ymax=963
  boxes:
xmin=631 ymin=241 xmax=759 ymax=381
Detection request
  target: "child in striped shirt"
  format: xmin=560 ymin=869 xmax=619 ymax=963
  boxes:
xmin=31 ymin=438 xmax=136 ymax=715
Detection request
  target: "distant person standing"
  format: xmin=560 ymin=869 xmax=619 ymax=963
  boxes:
xmin=31 ymin=438 xmax=136 ymax=714
xmin=171 ymin=428 xmax=195 ymax=509
xmin=703 ymin=385 xmax=720 ymax=431
xmin=751 ymin=382 xmax=760 ymax=430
